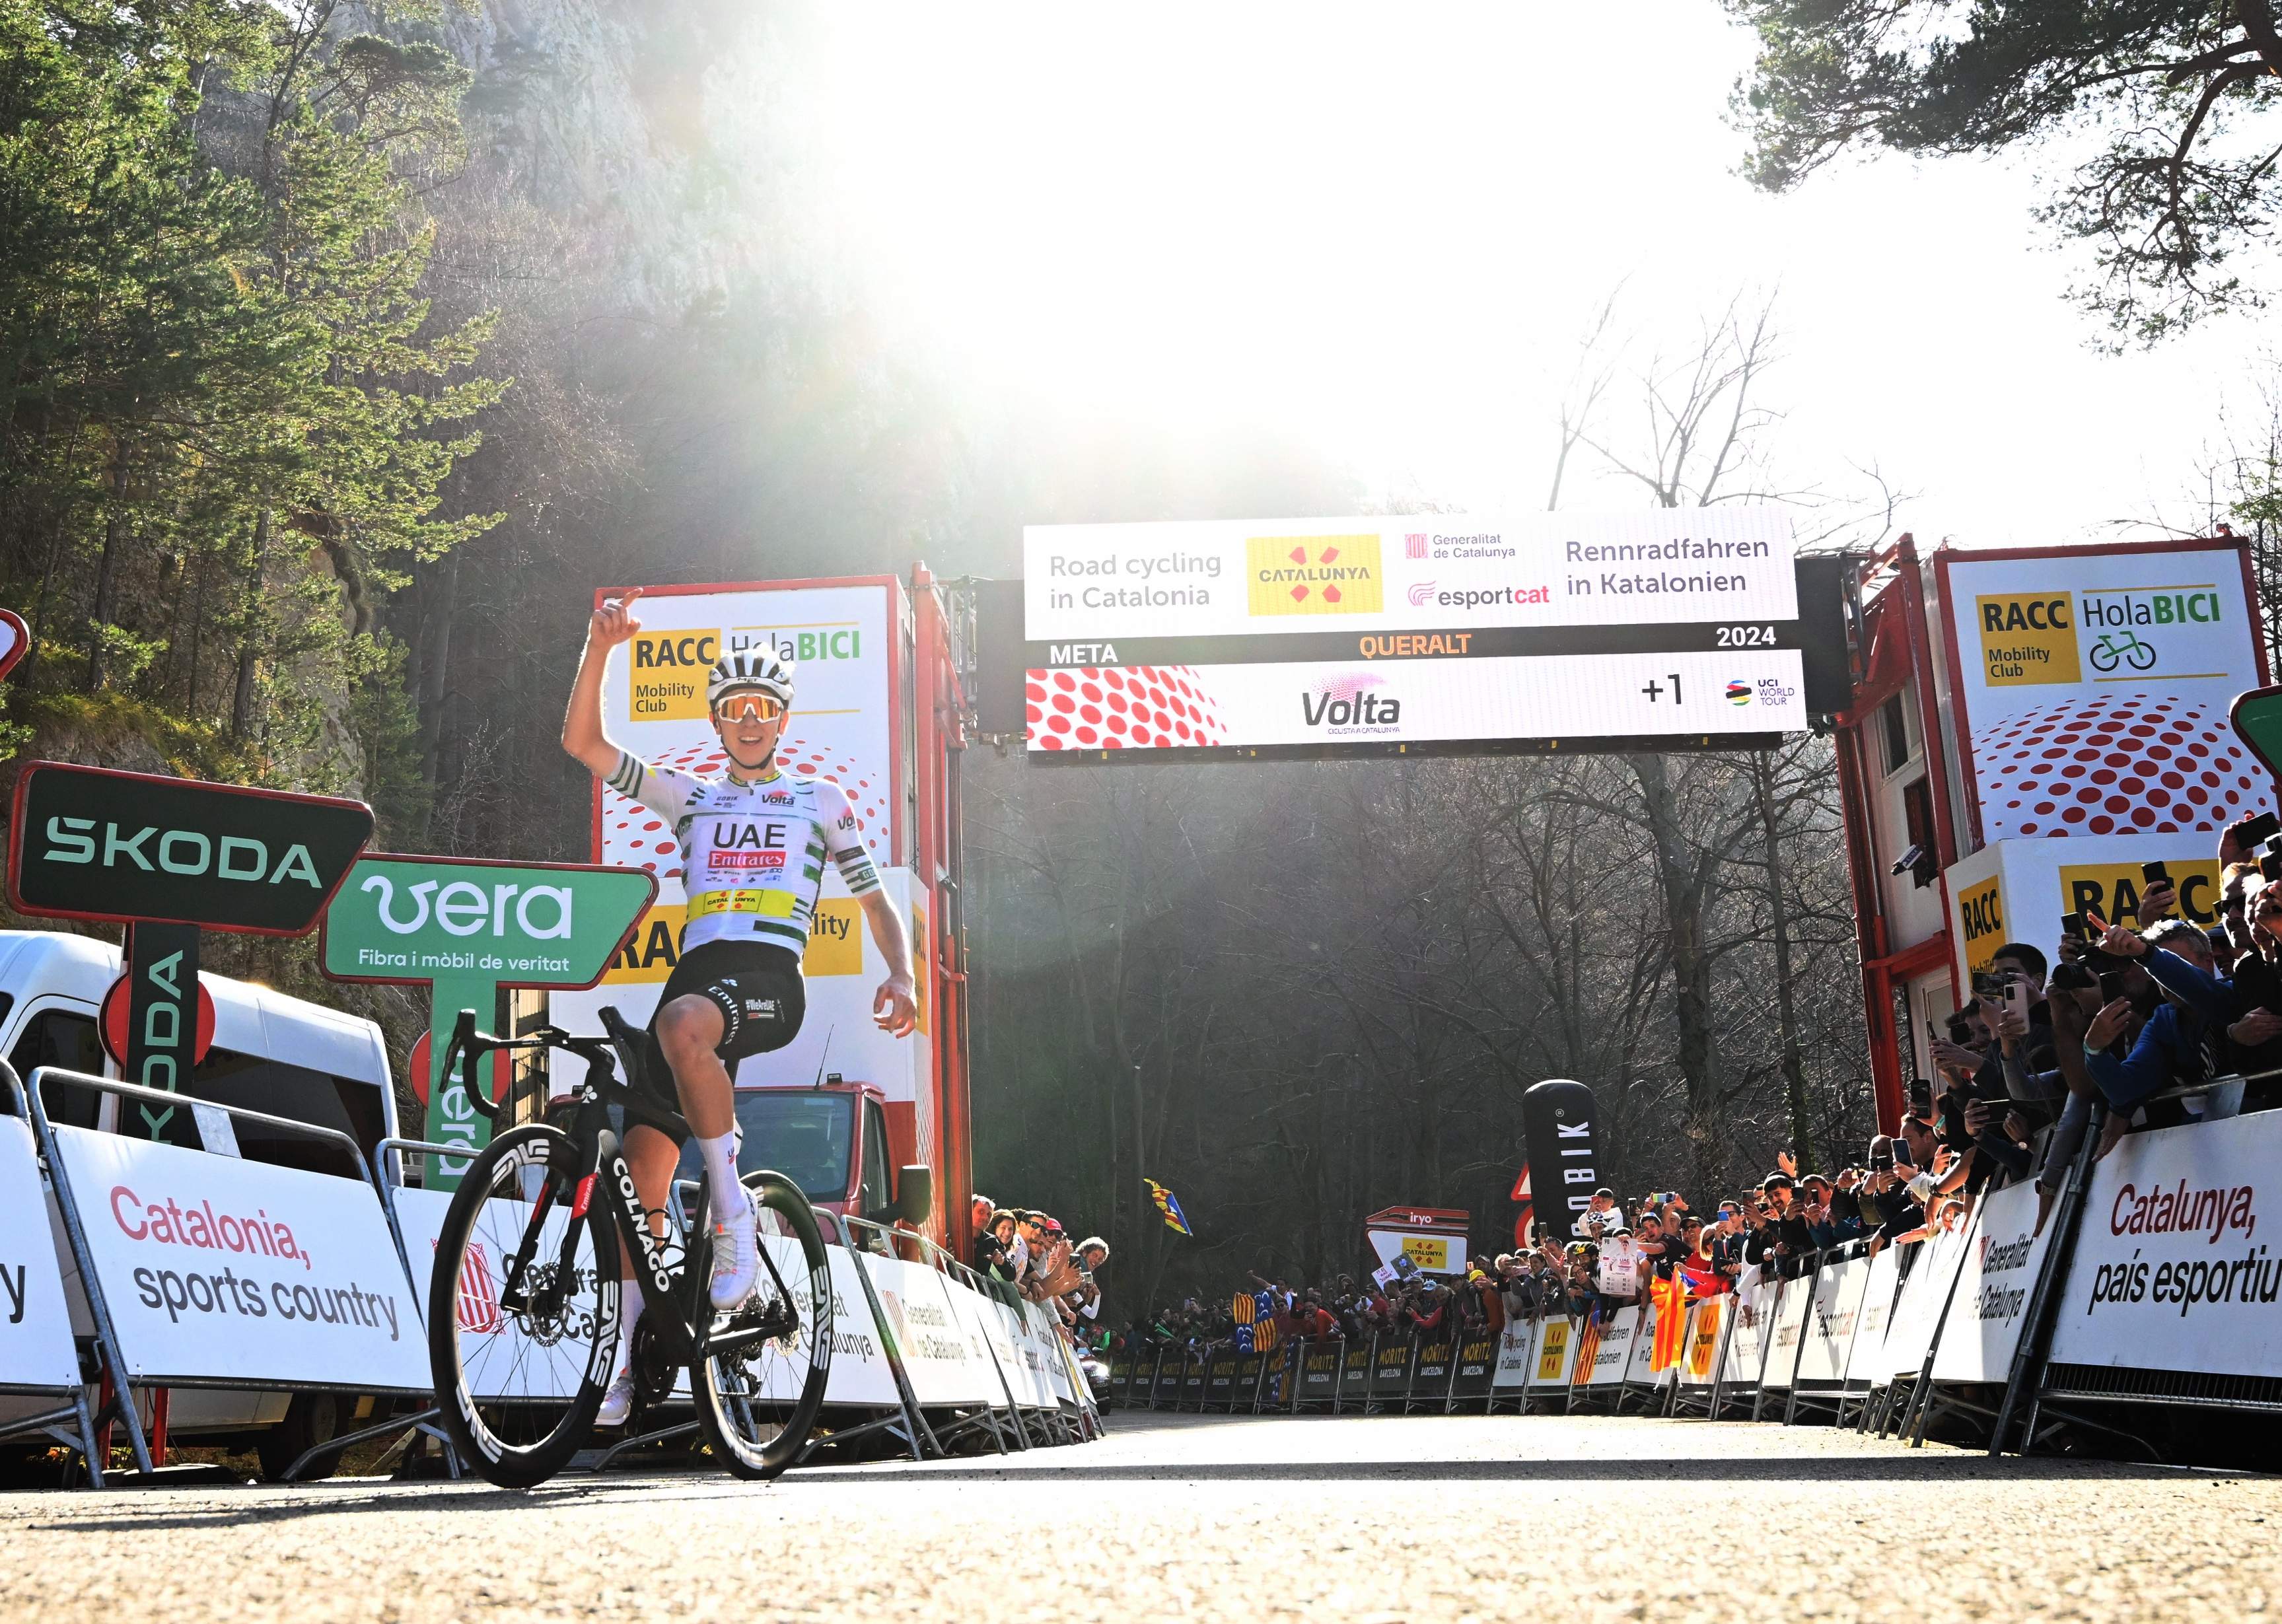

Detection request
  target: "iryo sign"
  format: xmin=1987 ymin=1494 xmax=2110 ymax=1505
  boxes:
xmin=321 ymin=855 xmax=654 ymax=1187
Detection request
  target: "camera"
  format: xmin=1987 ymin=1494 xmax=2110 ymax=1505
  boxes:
xmin=1889 ymin=842 xmax=1926 ymax=878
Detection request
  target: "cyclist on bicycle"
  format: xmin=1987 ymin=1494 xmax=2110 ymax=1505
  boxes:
xmin=563 ymin=588 xmax=917 ymax=1424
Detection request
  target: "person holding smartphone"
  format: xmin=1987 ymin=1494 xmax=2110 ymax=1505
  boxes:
xmin=2098 ymin=900 xmax=2281 ymax=1089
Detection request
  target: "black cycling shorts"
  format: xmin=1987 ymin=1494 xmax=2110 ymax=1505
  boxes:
xmin=634 ymin=940 xmax=805 ymax=1141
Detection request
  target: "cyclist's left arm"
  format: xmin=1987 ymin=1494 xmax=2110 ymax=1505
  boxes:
xmin=820 ymin=783 xmax=917 ymax=1036
xmin=860 ymin=891 xmax=917 ymax=1037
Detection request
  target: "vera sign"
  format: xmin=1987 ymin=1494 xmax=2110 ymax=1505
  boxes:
xmin=9 ymin=763 xmax=373 ymax=935
xmin=320 ymin=855 xmax=654 ymax=1188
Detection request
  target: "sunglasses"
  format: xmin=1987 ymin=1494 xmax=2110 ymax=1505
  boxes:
xmin=713 ymin=692 xmax=784 ymax=723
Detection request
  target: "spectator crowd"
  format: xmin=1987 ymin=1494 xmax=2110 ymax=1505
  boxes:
xmin=970 ymin=1195 xmax=1111 ymax=1338
xmin=1118 ymin=813 xmax=2282 ymax=1354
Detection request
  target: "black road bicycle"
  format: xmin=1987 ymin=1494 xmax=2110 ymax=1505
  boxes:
xmin=425 ymin=1007 xmax=832 ymax=1487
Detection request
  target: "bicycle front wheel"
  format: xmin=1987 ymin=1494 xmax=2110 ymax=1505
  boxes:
xmin=428 ymin=1124 xmax=620 ymax=1488
xmin=690 ymin=1170 xmax=833 ymax=1479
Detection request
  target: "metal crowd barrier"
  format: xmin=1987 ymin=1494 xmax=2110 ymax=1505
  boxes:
xmin=19 ymin=1065 xmax=418 ymax=1482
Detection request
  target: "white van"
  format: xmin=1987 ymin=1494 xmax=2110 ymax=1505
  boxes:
xmin=0 ymin=929 xmax=401 ymax=1479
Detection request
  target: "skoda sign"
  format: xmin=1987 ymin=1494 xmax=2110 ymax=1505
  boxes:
xmin=8 ymin=763 xmax=373 ymax=935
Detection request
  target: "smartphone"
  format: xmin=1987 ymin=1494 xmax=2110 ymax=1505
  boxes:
xmin=2141 ymin=861 xmax=2172 ymax=888
xmin=2235 ymin=810 xmax=2281 ymax=850
xmin=1946 ymin=1019 xmax=1974 ymax=1045
xmin=2098 ymin=969 xmax=2129 ymax=1004
xmin=2061 ymin=911 xmax=2088 ymax=945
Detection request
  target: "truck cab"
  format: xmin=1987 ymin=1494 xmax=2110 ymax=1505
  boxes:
xmin=673 ymin=1077 xmax=931 ymax=1231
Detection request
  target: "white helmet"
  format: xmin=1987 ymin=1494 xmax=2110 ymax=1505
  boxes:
xmin=707 ymin=647 xmax=795 ymax=709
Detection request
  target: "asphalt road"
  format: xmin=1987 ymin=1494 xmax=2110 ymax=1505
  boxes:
xmin=1 ymin=1412 xmax=2272 ymax=1622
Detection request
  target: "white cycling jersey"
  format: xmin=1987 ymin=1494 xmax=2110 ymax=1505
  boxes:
xmin=608 ymin=750 xmax=881 ymax=956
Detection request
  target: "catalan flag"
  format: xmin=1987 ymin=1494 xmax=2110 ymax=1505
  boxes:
xmin=1144 ymin=1178 xmax=1193 ymax=1236
xmin=1649 ymin=1271 xmax=1689 ymax=1372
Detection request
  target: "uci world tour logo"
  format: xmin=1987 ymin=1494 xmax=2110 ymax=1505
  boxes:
xmin=1725 ymin=681 xmax=1752 ymax=706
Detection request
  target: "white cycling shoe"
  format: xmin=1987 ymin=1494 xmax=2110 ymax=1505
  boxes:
xmin=595 ymin=1366 xmax=637 ymax=1429
xmin=709 ymin=1195 xmax=760 ymax=1312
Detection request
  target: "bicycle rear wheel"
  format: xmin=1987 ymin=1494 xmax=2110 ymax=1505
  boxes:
xmin=690 ymin=1170 xmax=832 ymax=1479
xmin=428 ymin=1124 xmax=620 ymax=1488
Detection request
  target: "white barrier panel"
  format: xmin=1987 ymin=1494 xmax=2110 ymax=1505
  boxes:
xmin=2051 ymin=1109 xmax=2282 ymax=1378
xmin=1026 ymin=1302 xmax=1077 ymax=1404
xmin=1491 ymin=1320 xmax=1533 ymax=1390
xmin=1760 ymin=1275 xmax=1812 ymax=1392
xmin=389 ymin=1189 xmax=912 ymax=1409
xmin=0 ymin=1117 xmax=79 ymax=1393
xmin=1714 ymin=1275 xmax=1774 ymax=1389
xmin=935 ymin=1273 xmax=1019 ymax=1409
xmin=53 ymin=1125 xmax=427 ymax=1390
xmin=1527 ymin=1317 xmax=1577 ymax=1388
xmin=391 ymin=1185 xmax=607 ymax=1403
xmin=1623 ymin=1302 xmax=1662 ymax=1385
xmin=1796 ymin=1254 xmax=1872 ymax=1388
xmin=1840 ymin=1246 xmax=1906 ymax=1390
xmin=990 ymin=1295 xmax=1048 ymax=1407
xmin=1931 ymin=1180 xmax=2050 ymax=1384
xmin=1581 ymin=1306 xmax=1640 ymax=1387
xmin=1878 ymin=1227 xmax=1968 ymax=1378
xmin=869 ymin=1255 xmax=995 ymax=1408
xmin=1678 ymin=1296 xmax=1726 ymax=1390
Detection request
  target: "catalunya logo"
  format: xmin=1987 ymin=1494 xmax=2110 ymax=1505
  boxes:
xmin=1246 ymin=535 xmax=1384 ymax=617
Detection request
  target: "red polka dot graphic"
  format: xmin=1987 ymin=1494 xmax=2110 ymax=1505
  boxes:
xmin=1975 ymin=692 xmax=2275 ymax=838
xmin=1024 ymin=666 xmax=1230 ymax=751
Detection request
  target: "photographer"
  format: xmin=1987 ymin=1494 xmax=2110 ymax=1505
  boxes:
xmin=1581 ymin=1187 xmax=1628 ymax=1241
xmin=2073 ymin=919 xmax=2225 ymax=1113
xmin=1898 ymin=1077 xmax=1941 ymax=1170
xmin=1857 ymin=1136 xmax=1923 ymax=1255
xmin=1761 ymin=1174 xmax=1816 ymax=1273
xmin=2118 ymin=882 xmax=2282 ymax=1074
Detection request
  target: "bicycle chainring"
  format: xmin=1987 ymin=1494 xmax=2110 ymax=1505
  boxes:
xmin=631 ymin=1317 xmax=678 ymax=1407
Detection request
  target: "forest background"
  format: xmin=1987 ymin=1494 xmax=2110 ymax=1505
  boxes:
xmin=11 ymin=0 xmax=2282 ymax=1320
